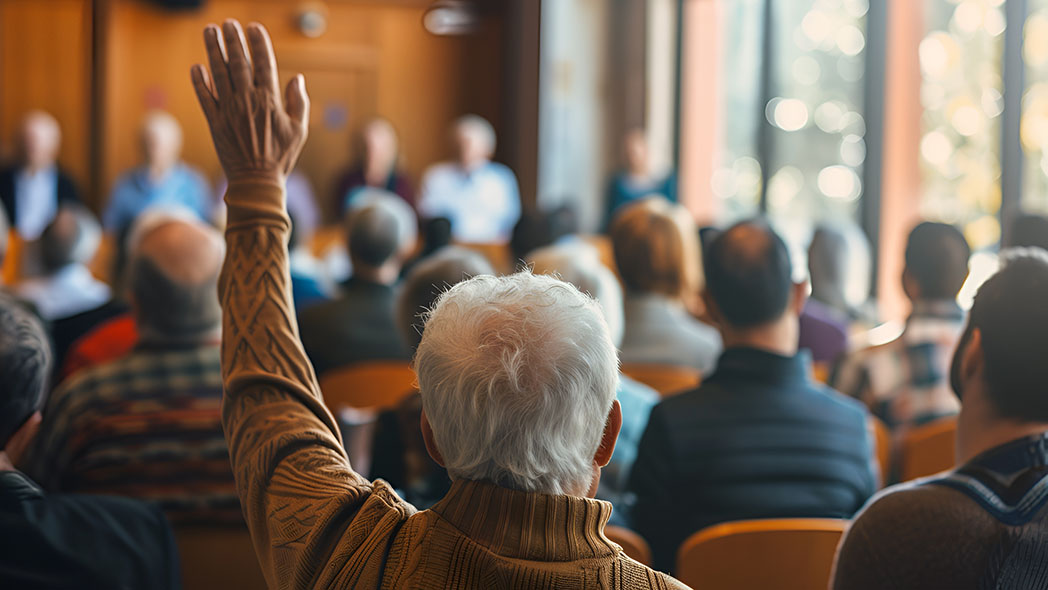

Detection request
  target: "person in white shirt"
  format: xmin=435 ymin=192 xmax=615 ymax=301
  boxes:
xmin=15 ymin=205 xmax=110 ymax=320
xmin=418 ymin=115 xmax=521 ymax=244
xmin=0 ymin=111 xmax=83 ymax=242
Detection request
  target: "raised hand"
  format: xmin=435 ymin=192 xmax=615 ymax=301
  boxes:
xmin=191 ymin=20 xmax=309 ymax=187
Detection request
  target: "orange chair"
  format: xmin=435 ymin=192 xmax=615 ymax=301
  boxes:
xmin=899 ymin=416 xmax=957 ymax=482
xmin=318 ymin=361 xmax=418 ymax=412
xmin=175 ymin=526 xmax=266 ymax=590
xmin=870 ymin=416 xmax=892 ymax=488
xmin=621 ymin=363 xmax=701 ymax=398
xmin=604 ymin=525 xmax=652 ymax=567
xmin=676 ymin=518 xmax=848 ymax=590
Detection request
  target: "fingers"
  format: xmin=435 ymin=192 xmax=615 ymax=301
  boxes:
xmin=246 ymin=23 xmax=279 ymax=97
xmin=190 ymin=64 xmax=219 ymax=122
xmin=222 ymin=20 xmax=253 ymax=92
xmin=285 ymin=74 xmax=310 ymax=127
xmin=204 ymin=25 xmax=233 ymax=101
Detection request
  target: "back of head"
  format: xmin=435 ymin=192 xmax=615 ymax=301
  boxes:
xmin=610 ymin=198 xmax=702 ymax=299
xmin=809 ymin=223 xmax=872 ymax=313
xmin=396 ymin=246 xmax=494 ymax=351
xmin=528 ymin=242 xmax=624 ymax=347
xmin=904 ymin=221 xmax=970 ymax=301
xmin=416 ymin=272 xmax=618 ymax=495
xmin=965 ymin=248 xmax=1048 ymax=421
xmin=130 ymin=219 xmax=224 ymax=342
xmin=510 ymin=205 xmax=578 ymax=263
xmin=0 ymin=294 xmax=51 ymax=446
xmin=705 ymin=219 xmax=794 ymax=329
xmin=1007 ymin=214 xmax=1048 ymax=251
xmin=40 ymin=205 xmax=102 ymax=274
xmin=345 ymin=190 xmax=418 ymax=269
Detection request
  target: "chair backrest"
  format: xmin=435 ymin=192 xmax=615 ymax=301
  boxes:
xmin=604 ymin=525 xmax=652 ymax=567
xmin=899 ymin=415 xmax=957 ymax=482
xmin=621 ymin=363 xmax=702 ymax=398
xmin=870 ymin=415 xmax=892 ymax=488
xmin=676 ymin=518 xmax=848 ymax=590
xmin=318 ymin=361 xmax=418 ymax=411
xmin=175 ymin=526 xmax=266 ymax=590
xmin=456 ymin=242 xmax=515 ymax=274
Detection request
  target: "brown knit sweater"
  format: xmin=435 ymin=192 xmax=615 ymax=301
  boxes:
xmin=219 ymin=180 xmax=689 ymax=589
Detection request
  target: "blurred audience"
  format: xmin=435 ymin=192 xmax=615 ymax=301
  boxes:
xmin=528 ymin=242 xmax=659 ymax=518
xmin=334 ymin=118 xmax=414 ymax=214
xmin=629 ymin=220 xmax=876 ymax=573
xmin=833 ymin=249 xmax=1048 ymax=589
xmin=0 ymin=293 xmax=179 ymax=589
xmin=611 ymin=198 xmax=722 ymax=374
xmin=833 ymin=221 xmax=970 ymax=430
xmin=103 ymin=110 xmax=212 ymax=235
xmin=371 ymin=246 xmax=494 ymax=508
xmin=399 ymin=216 xmax=453 ymax=278
xmin=0 ymin=111 xmax=82 ymax=242
xmin=605 ymin=128 xmax=677 ymax=226
xmin=509 ymin=204 xmax=578 ymax=265
xmin=14 ymin=205 xmax=110 ymax=321
xmin=418 ymin=114 xmax=521 ymax=243
xmin=25 ymin=217 xmax=240 ymax=524
xmin=799 ymin=224 xmax=868 ymax=364
xmin=1006 ymin=212 xmax=1048 ymax=251
xmin=299 ymin=191 xmax=416 ymax=375
xmin=287 ymin=211 xmax=331 ymax=312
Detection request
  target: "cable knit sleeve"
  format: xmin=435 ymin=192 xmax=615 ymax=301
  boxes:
xmin=219 ymin=180 xmax=414 ymax=590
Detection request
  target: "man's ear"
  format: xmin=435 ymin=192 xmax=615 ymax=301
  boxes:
xmin=420 ymin=410 xmax=446 ymax=468
xmin=701 ymin=289 xmax=726 ymax=331
xmin=5 ymin=411 xmax=41 ymax=467
xmin=791 ymin=281 xmax=809 ymax=316
xmin=902 ymin=268 xmax=918 ymax=301
xmin=961 ymin=328 xmax=984 ymax=385
xmin=594 ymin=400 xmax=622 ymax=468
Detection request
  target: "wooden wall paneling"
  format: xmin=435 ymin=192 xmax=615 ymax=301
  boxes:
xmin=0 ymin=0 xmax=92 ymax=201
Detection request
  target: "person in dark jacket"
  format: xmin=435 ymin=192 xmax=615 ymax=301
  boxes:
xmin=629 ymin=219 xmax=877 ymax=573
xmin=0 ymin=111 xmax=82 ymax=242
xmin=0 ymin=292 xmax=180 ymax=589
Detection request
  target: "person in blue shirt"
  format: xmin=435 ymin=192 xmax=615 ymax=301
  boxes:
xmin=104 ymin=110 xmax=212 ymax=235
xmin=605 ymin=128 xmax=677 ymax=228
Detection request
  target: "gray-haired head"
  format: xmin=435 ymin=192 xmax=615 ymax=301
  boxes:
xmin=0 ymin=294 xmax=51 ymax=447
xmin=40 ymin=205 xmax=102 ymax=274
xmin=345 ymin=189 xmax=418 ymax=272
xmin=395 ymin=246 xmax=494 ymax=351
xmin=453 ymin=114 xmax=496 ymax=168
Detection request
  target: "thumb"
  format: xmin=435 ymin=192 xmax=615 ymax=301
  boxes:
xmin=285 ymin=74 xmax=309 ymax=126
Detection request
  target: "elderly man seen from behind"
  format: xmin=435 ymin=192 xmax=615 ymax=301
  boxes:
xmin=192 ymin=20 xmax=688 ymax=589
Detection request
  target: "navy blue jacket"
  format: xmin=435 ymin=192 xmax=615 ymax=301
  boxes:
xmin=628 ymin=347 xmax=877 ymax=573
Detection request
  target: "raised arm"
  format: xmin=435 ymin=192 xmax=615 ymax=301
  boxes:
xmin=191 ymin=20 xmax=408 ymax=588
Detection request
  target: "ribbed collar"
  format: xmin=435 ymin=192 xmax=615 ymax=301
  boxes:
xmin=429 ymin=479 xmax=617 ymax=562
xmin=708 ymin=347 xmax=813 ymax=386
xmin=967 ymin=432 xmax=1048 ymax=478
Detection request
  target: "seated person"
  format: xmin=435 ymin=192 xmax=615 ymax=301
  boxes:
xmin=418 ymin=115 xmax=521 ymax=244
xmin=14 ymin=205 xmax=110 ymax=320
xmin=371 ymin=246 xmax=495 ymax=507
xmin=299 ymin=191 xmax=416 ymax=376
xmin=25 ymin=217 xmax=240 ymax=524
xmin=528 ymin=242 xmax=659 ymax=514
xmin=103 ymin=110 xmax=212 ymax=235
xmin=0 ymin=293 xmax=178 ymax=589
xmin=611 ymin=198 xmax=722 ymax=374
xmin=333 ymin=117 xmax=414 ymax=214
xmin=605 ymin=128 xmax=677 ymax=226
xmin=833 ymin=249 xmax=1048 ymax=589
xmin=509 ymin=204 xmax=578 ymax=266
xmin=833 ymin=222 xmax=970 ymax=429
xmin=1006 ymin=213 xmax=1048 ymax=250
xmin=629 ymin=220 xmax=877 ymax=573
xmin=192 ymin=21 xmax=688 ymax=588
xmin=0 ymin=111 xmax=82 ymax=242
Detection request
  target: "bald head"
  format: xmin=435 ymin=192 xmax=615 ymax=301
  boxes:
xmin=705 ymin=220 xmax=795 ymax=329
xmin=130 ymin=220 xmax=223 ymax=341
xmin=20 ymin=111 xmax=61 ymax=171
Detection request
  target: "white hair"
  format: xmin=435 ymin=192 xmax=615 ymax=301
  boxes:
xmin=125 ymin=204 xmax=209 ymax=257
xmin=416 ymin=272 xmax=619 ymax=496
xmin=346 ymin=188 xmax=418 ymax=256
xmin=527 ymin=241 xmax=625 ymax=347
xmin=455 ymin=114 xmax=497 ymax=154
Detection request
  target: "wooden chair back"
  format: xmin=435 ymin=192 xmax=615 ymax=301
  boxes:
xmin=676 ymin=518 xmax=848 ymax=590
xmin=318 ymin=361 xmax=417 ymax=411
xmin=621 ymin=363 xmax=702 ymax=398
xmin=175 ymin=526 xmax=265 ymax=590
xmin=899 ymin=416 xmax=957 ymax=482
xmin=870 ymin=415 xmax=892 ymax=488
xmin=604 ymin=525 xmax=652 ymax=567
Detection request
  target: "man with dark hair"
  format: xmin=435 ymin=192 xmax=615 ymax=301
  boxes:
xmin=299 ymin=191 xmax=415 ymax=376
xmin=629 ymin=220 xmax=876 ymax=573
xmin=833 ymin=249 xmax=1048 ymax=589
xmin=0 ymin=293 xmax=179 ymax=588
xmin=14 ymin=205 xmax=110 ymax=320
xmin=25 ymin=218 xmax=241 ymax=525
xmin=833 ymin=221 xmax=971 ymax=429
xmin=1007 ymin=213 xmax=1048 ymax=251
